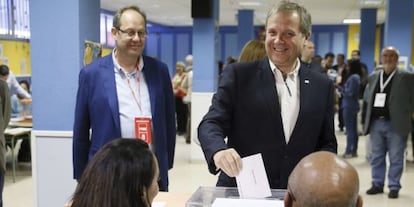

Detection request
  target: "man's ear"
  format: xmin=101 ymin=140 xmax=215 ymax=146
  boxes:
xmin=356 ymin=195 xmax=363 ymax=207
xmin=284 ymin=191 xmax=293 ymax=207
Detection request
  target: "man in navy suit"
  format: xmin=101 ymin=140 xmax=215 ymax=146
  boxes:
xmin=198 ymin=1 xmax=337 ymax=189
xmin=73 ymin=5 xmax=176 ymax=191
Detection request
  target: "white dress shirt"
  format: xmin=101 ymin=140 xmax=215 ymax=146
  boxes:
xmin=269 ymin=58 xmax=300 ymax=144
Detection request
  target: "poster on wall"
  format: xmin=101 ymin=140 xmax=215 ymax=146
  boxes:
xmin=84 ymin=40 xmax=102 ymax=66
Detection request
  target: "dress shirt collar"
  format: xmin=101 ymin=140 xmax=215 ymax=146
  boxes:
xmin=269 ymin=58 xmax=301 ymax=81
xmin=112 ymin=49 xmax=144 ymax=77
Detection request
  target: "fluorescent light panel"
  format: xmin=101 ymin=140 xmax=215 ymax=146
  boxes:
xmin=343 ymin=19 xmax=361 ymax=24
xmin=239 ymin=2 xmax=262 ymax=6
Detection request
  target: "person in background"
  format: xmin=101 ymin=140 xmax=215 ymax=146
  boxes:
xmin=339 ymin=60 xmax=362 ymax=158
xmin=70 ymin=139 xmax=159 ymax=207
xmin=313 ymin=55 xmax=323 ymax=67
xmin=333 ymin=54 xmax=347 ymax=131
xmin=0 ymin=79 xmax=10 ymax=207
xmin=300 ymin=40 xmax=324 ymax=73
xmin=182 ymin=54 xmax=193 ymax=144
xmin=73 ymin=5 xmax=176 ymax=191
xmin=198 ymin=1 xmax=337 ymax=189
xmin=10 ymin=80 xmax=32 ymax=162
xmin=238 ymin=40 xmax=267 ymax=62
xmin=285 ymin=151 xmax=363 ymax=207
xmin=172 ymin=61 xmax=188 ymax=136
xmin=0 ymin=65 xmax=31 ymax=99
xmin=363 ymin=46 xmax=414 ymax=199
xmin=351 ymin=49 xmax=368 ymax=99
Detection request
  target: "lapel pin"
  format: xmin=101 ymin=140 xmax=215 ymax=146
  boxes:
xmin=304 ymin=79 xmax=309 ymax=84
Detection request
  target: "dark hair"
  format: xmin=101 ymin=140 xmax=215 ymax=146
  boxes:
xmin=19 ymin=80 xmax=31 ymax=94
xmin=348 ymin=59 xmax=362 ymax=77
xmin=265 ymin=1 xmax=311 ymax=35
xmin=113 ymin=6 xmax=147 ymax=30
xmin=324 ymin=52 xmax=335 ymax=59
xmin=0 ymin=65 xmax=10 ymax=76
xmin=337 ymin=54 xmax=345 ymax=59
xmin=71 ymin=139 xmax=157 ymax=207
xmin=352 ymin=50 xmax=360 ymax=56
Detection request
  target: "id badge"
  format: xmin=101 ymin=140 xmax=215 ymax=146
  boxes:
xmin=373 ymin=93 xmax=386 ymax=108
xmin=135 ymin=117 xmax=152 ymax=144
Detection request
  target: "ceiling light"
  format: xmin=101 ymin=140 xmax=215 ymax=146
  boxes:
xmin=343 ymin=19 xmax=361 ymax=24
xmin=239 ymin=2 xmax=262 ymax=6
xmin=358 ymin=0 xmax=383 ymax=6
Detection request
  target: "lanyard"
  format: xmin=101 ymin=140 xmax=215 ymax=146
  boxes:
xmin=125 ymin=67 xmax=142 ymax=112
xmin=379 ymin=69 xmax=396 ymax=93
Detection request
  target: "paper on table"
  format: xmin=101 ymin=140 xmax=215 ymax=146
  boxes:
xmin=236 ymin=153 xmax=271 ymax=198
xmin=212 ymin=198 xmax=283 ymax=207
xmin=152 ymin=201 xmax=166 ymax=207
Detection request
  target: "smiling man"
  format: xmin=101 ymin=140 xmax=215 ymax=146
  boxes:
xmin=198 ymin=1 xmax=337 ymax=189
xmin=73 ymin=5 xmax=176 ymax=191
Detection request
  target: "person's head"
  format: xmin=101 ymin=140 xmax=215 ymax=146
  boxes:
xmin=185 ymin=54 xmax=193 ymax=66
xmin=301 ymin=40 xmax=315 ymax=63
xmin=285 ymin=151 xmax=362 ymax=207
xmin=238 ymin=40 xmax=267 ymax=62
xmin=336 ymin=54 xmax=345 ymax=65
xmin=175 ymin=61 xmax=186 ymax=75
xmin=0 ymin=64 xmax=10 ymax=81
xmin=313 ymin=55 xmax=322 ymax=66
xmin=71 ymin=138 xmax=159 ymax=207
xmin=351 ymin=50 xmax=360 ymax=60
xmin=380 ymin=46 xmax=399 ymax=73
xmin=265 ymin=1 xmax=311 ymax=73
xmin=347 ymin=59 xmax=362 ymax=77
xmin=324 ymin=52 xmax=335 ymax=69
xmin=112 ymin=6 xmax=148 ymax=59
xmin=19 ymin=80 xmax=31 ymax=94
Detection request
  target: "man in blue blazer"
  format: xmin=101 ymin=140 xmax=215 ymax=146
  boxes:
xmin=198 ymin=2 xmax=337 ymax=189
xmin=73 ymin=6 xmax=176 ymax=191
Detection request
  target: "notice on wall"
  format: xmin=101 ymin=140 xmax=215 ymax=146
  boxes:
xmin=84 ymin=40 xmax=102 ymax=66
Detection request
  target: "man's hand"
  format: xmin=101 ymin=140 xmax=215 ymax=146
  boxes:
xmin=213 ymin=148 xmax=242 ymax=177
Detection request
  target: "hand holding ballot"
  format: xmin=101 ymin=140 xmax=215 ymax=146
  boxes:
xmin=213 ymin=148 xmax=242 ymax=177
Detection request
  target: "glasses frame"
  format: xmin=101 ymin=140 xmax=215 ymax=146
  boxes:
xmin=116 ymin=27 xmax=148 ymax=39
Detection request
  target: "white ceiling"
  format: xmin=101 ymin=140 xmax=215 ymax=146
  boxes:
xmin=101 ymin=0 xmax=387 ymax=26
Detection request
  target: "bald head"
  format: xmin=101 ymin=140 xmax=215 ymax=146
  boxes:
xmin=286 ymin=151 xmax=362 ymax=207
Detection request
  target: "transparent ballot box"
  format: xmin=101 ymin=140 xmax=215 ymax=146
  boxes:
xmin=186 ymin=186 xmax=286 ymax=207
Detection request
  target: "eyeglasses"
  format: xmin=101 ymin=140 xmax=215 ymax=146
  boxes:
xmin=117 ymin=28 xmax=147 ymax=39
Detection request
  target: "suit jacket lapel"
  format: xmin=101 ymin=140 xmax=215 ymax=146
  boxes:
xmin=259 ymin=58 xmax=280 ymax=120
xmin=142 ymin=56 xmax=156 ymax=117
xmin=389 ymin=69 xmax=402 ymax=101
xmin=101 ymin=56 xmax=121 ymax=131
xmin=290 ymin=66 xmax=311 ymax=138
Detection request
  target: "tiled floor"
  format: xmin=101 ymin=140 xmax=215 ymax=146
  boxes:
xmin=3 ymin=128 xmax=414 ymax=206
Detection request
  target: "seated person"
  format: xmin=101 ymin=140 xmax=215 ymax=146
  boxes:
xmin=285 ymin=151 xmax=363 ymax=207
xmin=70 ymin=138 xmax=159 ymax=207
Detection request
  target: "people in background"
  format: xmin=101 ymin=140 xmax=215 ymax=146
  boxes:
xmin=0 ymin=65 xmax=31 ymax=99
xmin=285 ymin=151 xmax=363 ymax=207
xmin=339 ymin=60 xmax=362 ymax=158
xmin=172 ymin=61 xmax=188 ymax=136
xmin=70 ymin=139 xmax=159 ymax=207
xmin=300 ymin=40 xmax=324 ymax=73
xmin=363 ymin=46 xmax=414 ymax=199
xmin=182 ymin=54 xmax=193 ymax=144
xmin=198 ymin=1 xmax=337 ymax=189
xmin=0 ymin=79 xmax=10 ymax=207
xmin=73 ymin=5 xmax=176 ymax=191
xmin=238 ymin=40 xmax=267 ymax=62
